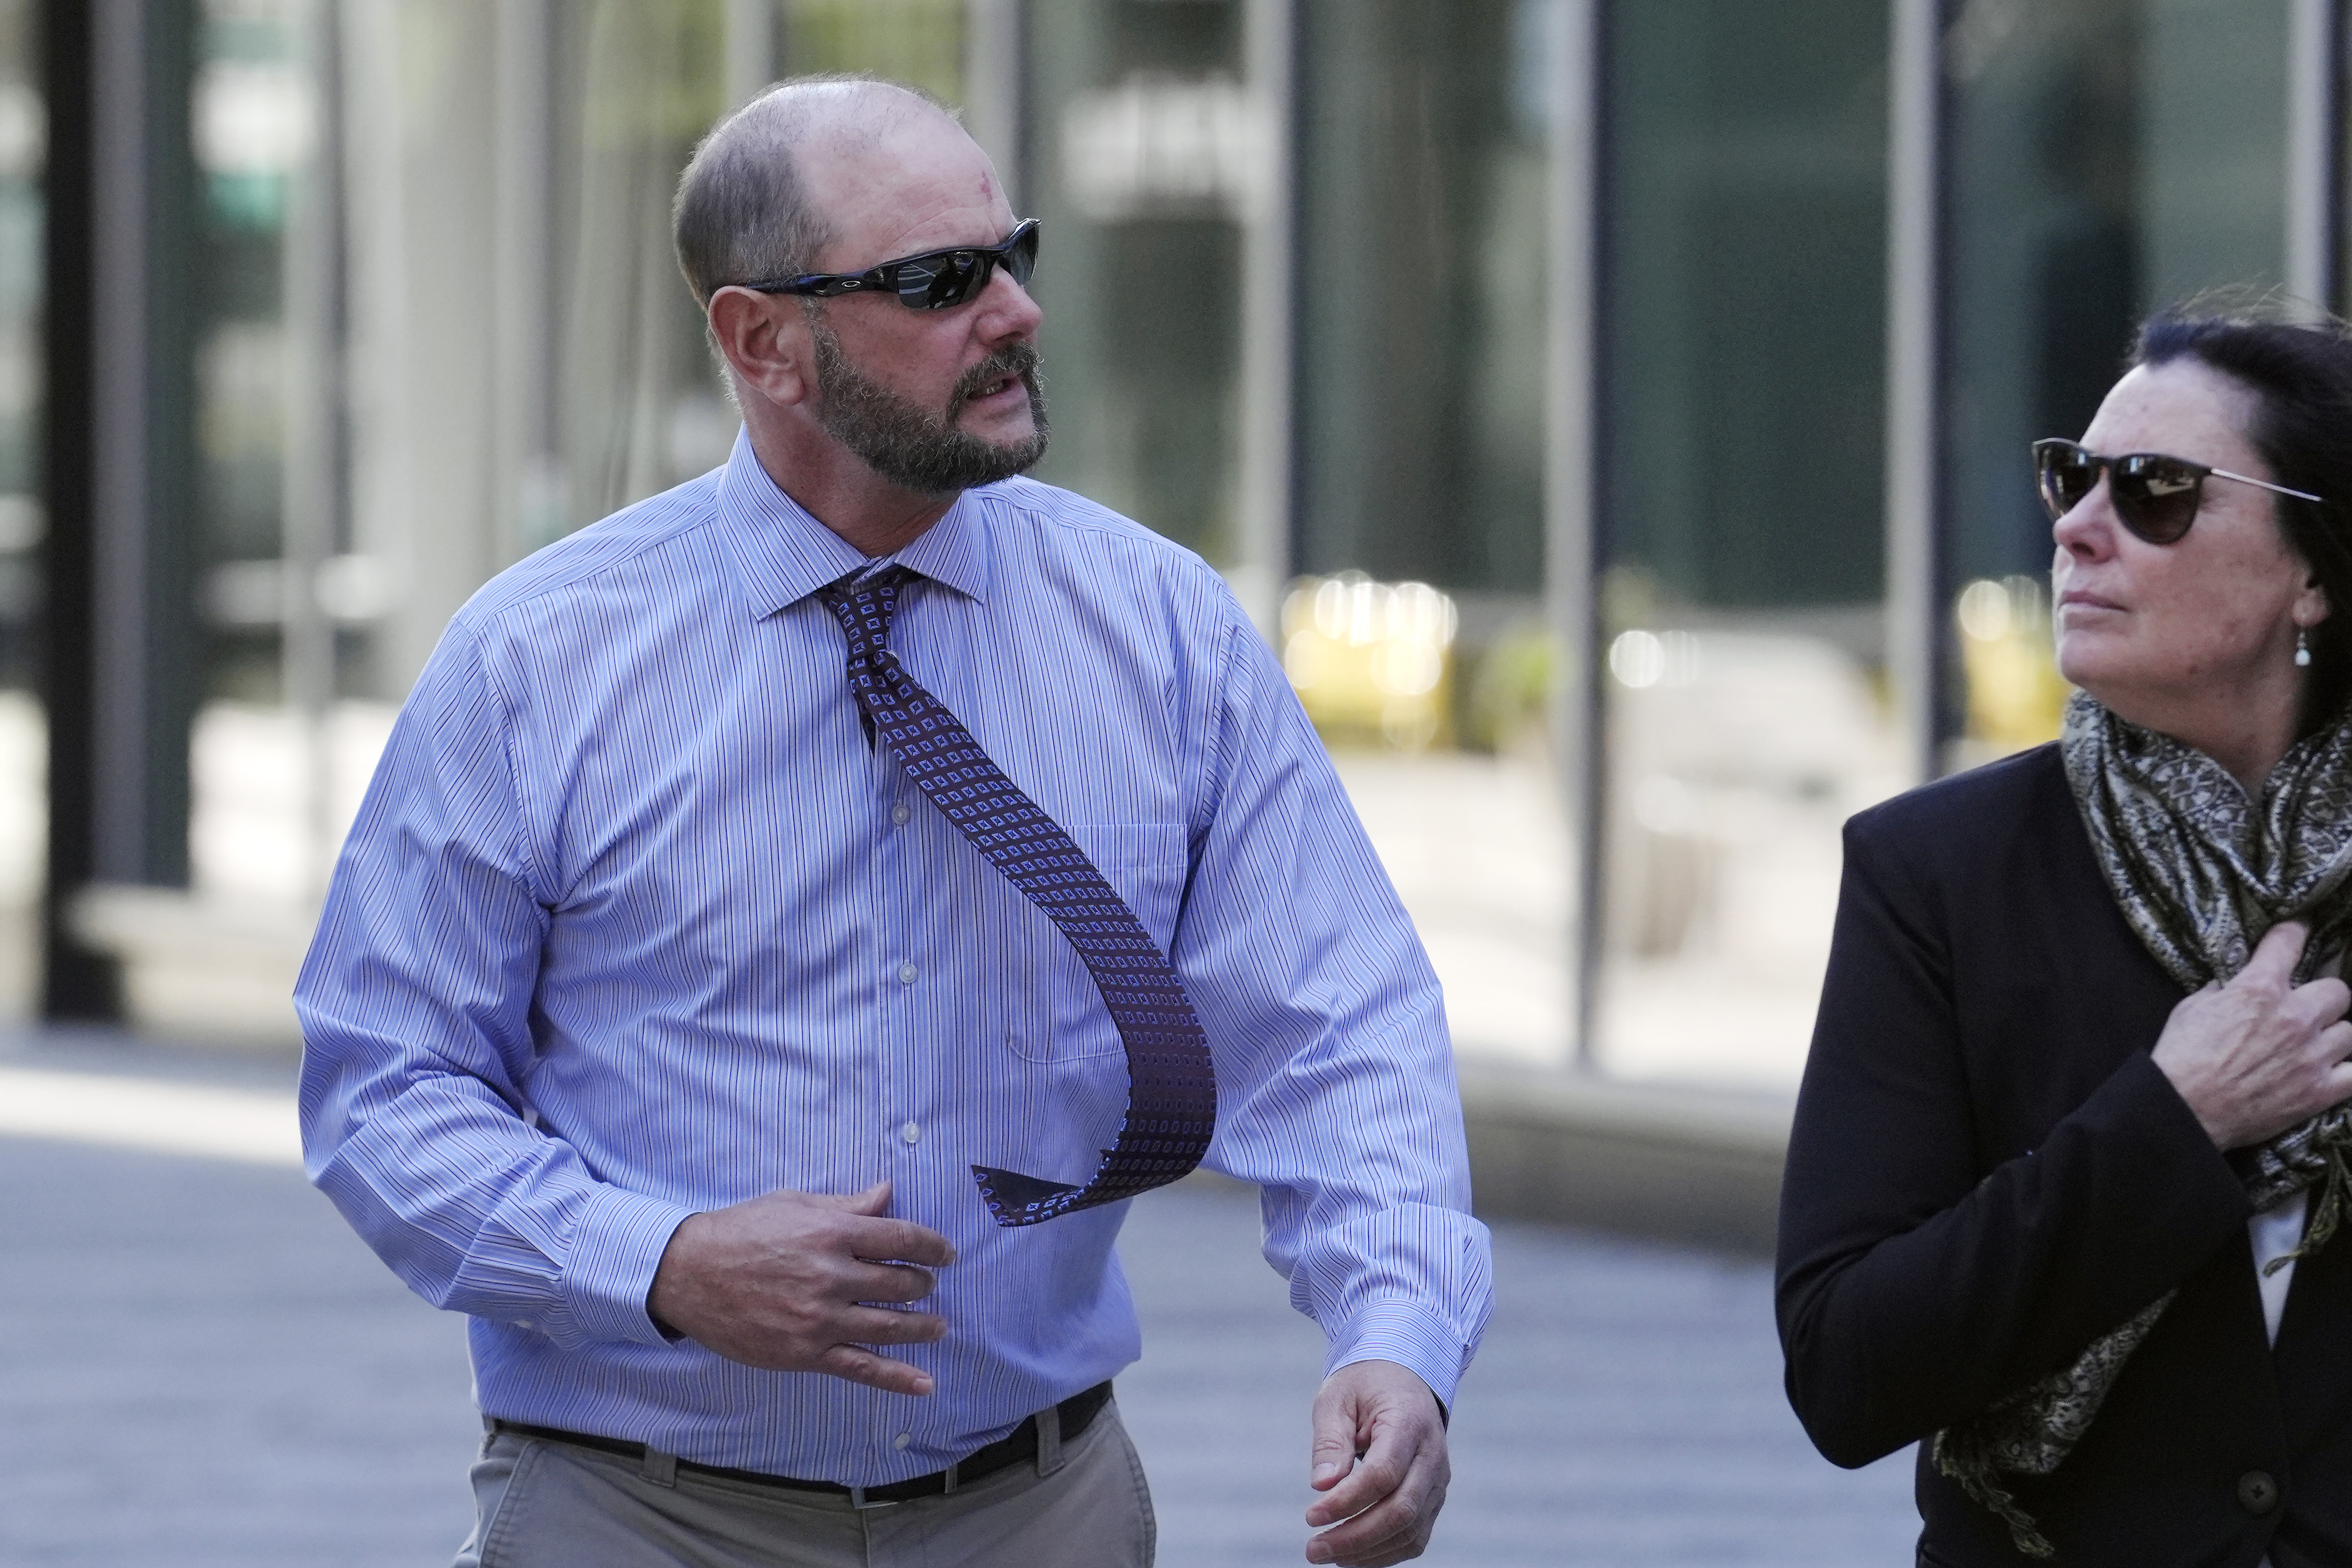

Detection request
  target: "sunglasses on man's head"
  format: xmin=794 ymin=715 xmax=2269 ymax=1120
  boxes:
xmin=739 ymin=218 xmax=1041 ymax=311
xmin=2032 ymin=437 xmax=2324 ymax=545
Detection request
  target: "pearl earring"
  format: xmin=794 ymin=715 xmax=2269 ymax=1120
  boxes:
xmin=2296 ymin=627 xmax=2313 ymax=668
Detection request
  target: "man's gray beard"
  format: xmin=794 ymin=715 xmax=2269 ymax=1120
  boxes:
xmin=809 ymin=322 xmax=1050 ymax=495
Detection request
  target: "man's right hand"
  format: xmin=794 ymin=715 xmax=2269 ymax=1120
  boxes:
xmin=646 ymin=1180 xmax=956 ymax=1395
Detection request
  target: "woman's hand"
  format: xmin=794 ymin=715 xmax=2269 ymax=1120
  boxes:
xmin=2152 ymin=920 xmax=2352 ymax=1149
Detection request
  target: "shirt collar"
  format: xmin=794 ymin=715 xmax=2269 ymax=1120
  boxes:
xmin=716 ymin=428 xmax=993 ymax=617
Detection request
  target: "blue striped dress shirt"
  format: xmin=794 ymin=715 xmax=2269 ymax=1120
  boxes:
xmin=296 ymin=431 xmax=1493 ymax=1484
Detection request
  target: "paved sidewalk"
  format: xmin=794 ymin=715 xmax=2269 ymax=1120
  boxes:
xmin=0 ymin=1036 xmax=1915 ymax=1566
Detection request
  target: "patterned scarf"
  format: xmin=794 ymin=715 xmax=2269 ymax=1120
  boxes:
xmin=1932 ymin=690 xmax=2352 ymax=1558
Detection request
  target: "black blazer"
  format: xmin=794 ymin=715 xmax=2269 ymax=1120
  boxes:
xmin=1777 ymin=743 xmax=2352 ymax=1567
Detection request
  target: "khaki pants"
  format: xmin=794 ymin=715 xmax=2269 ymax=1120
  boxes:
xmin=453 ymin=1402 xmax=1155 ymax=1568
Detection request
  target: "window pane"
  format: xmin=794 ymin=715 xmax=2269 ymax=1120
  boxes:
xmin=1594 ymin=0 xmax=1895 ymax=1088
xmin=1939 ymin=0 xmax=2288 ymax=768
xmin=1290 ymin=0 xmax=1569 ymax=1068
xmin=1295 ymin=0 xmax=1550 ymax=594
xmin=1025 ymin=0 xmax=1246 ymax=566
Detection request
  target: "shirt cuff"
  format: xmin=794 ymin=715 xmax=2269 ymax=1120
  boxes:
xmin=1323 ymin=1300 xmax=1472 ymax=1409
xmin=553 ymin=1186 xmax=698 ymax=1347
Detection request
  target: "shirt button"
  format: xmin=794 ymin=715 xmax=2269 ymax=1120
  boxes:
xmin=899 ymin=962 xmax=918 ymax=984
xmin=893 ymin=1432 xmax=912 ymax=1450
xmin=901 ymin=1122 xmax=921 ymax=1145
xmin=2238 ymin=1470 xmax=2280 ymax=1514
xmin=891 ymin=803 xmax=911 ymax=825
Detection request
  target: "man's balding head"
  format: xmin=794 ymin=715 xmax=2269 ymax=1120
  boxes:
xmin=683 ymin=74 xmax=1042 ymax=539
xmin=672 ymin=75 xmax=962 ymax=306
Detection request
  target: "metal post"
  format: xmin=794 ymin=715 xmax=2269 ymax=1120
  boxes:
xmin=1884 ymin=0 xmax=1941 ymax=786
xmin=726 ymin=0 xmax=776 ymax=112
xmin=2285 ymin=0 xmax=2339 ymax=313
xmin=964 ymin=0 xmax=1026 ymax=208
xmin=1549 ymin=0 xmax=1601 ymax=1071
xmin=1233 ymin=0 xmax=1295 ymax=638
xmin=494 ymin=0 xmax=557 ymax=568
xmin=283 ymin=0 xmax=347 ymax=904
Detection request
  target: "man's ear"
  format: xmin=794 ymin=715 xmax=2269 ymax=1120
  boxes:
xmin=708 ymin=287 xmax=815 ymax=409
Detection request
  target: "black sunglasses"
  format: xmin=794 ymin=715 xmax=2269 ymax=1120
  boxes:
xmin=2032 ymin=437 xmax=2325 ymax=545
xmin=737 ymin=218 xmax=1041 ymax=311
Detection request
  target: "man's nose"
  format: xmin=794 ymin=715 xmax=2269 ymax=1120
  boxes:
xmin=973 ymin=265 xmax=1043 ymax=342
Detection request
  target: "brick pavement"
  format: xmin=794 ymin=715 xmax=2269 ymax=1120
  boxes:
xmin=0 ymin=1036 xmax=1915 ymax=1566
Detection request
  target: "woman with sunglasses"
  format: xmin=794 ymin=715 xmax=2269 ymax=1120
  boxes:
xmin=1779 ymin=308 xmax=2352 ymax=1567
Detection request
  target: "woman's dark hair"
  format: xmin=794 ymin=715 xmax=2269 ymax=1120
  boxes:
xmin=2134 ymin=306 xmax=2352 ymax=730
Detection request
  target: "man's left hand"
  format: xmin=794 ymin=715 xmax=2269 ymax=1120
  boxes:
xmin=1302 ymin=1359 xmax=1450 ymax=1566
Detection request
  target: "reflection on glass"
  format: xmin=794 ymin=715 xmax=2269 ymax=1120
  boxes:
xmin=186 ymin=0 xmax=356 ymax=929
xmin=1939 ymin=0 xmax=2288 ymax=671
xmin=1599 ymin=606 xmax=1905 ymax=1085
xmin=1025 ymin=0 xmax=1245 ymax=564
xmin=1295 ymin=0 xmax=1552 ymax=594
xmin=1953 ymin=575 xmax=2069 ymax=767
xmin=560 ymin=1 xmax=735 ymax=532
xmin=783 ymin=0 xmax=964 ymax=104
xmin=1594 ymin=0 xmax=1895 ymax=1089
xmin=134 ymin=0 xmax=990 ymax=1037
xmin=1290 ymin=2 xmax=1568 ymax=1069
xmin=1281 ymin=574 xmax=1457 ymax=754
xmin=196 ymin=0 xmax=306 ymax=707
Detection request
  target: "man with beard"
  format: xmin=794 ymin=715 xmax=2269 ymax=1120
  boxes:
xmin=296 ymin=78 xmax=1488 ymax=1568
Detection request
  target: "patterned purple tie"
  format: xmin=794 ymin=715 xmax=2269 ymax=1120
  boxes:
xmin=817 ymin=565 xmax=1216 ymax=1225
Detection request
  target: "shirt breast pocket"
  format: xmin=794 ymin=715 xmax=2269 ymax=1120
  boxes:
xmin=1007 ymin=822 xmax=1190 ymax=1063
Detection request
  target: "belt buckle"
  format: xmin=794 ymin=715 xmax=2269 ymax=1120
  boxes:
xmin=848 ymin=1456 xmax=957 ymax=1510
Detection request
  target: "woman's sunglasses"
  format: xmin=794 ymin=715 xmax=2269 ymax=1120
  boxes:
xmin=2032 ymin=436 xmax=2324 ymax=545
xmin=739 ymin=218 xmax=1041 ymax=312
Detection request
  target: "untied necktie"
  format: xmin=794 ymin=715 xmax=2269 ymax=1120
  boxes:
xmin=816 ymin=564 xmax=1217 ymax=1225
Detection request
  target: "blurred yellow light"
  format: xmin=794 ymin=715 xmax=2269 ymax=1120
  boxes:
xmin=1956 ymin=578 xmax=2013 ymax=641
xmin=1609 ymin=630 xmax=1660 ymax=688
xmin=1956 ymin=576 xmax=2069 ymax=754
xmin=1279 ymin=573 xmax=1458 ymax=752
xmin=1609 ymin=628 xmax=1702 ymax=690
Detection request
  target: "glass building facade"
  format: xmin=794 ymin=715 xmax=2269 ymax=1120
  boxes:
xmin=10 ymin=0 xmax=2342 ymax=1088
xmin=1591 ymin=0 xmax=1897 ymax=1084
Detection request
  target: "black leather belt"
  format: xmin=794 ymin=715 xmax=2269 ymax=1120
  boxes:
xmin=489 ymin=1380 xmax=1113 ymax=1506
